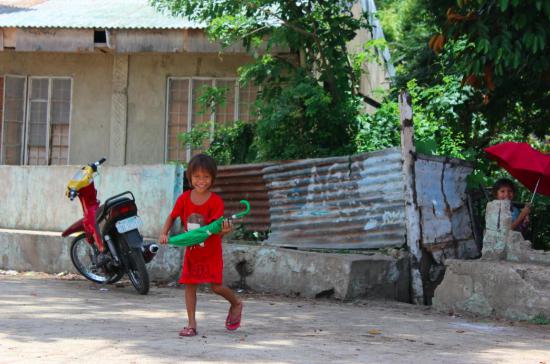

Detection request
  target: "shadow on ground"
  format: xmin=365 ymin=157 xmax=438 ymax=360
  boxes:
xmin=0 ymin=276 xmax=549 ymax=363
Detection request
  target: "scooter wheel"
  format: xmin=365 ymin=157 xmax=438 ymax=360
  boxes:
xmin=70 ymin=233 xmax=124 ymax=284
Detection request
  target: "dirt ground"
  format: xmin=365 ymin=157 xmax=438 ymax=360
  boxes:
xmin=0 ymin=272 xmax=549 ymax=364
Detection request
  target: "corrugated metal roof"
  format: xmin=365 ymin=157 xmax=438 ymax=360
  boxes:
xmin=0 ymin=0 xmax=203 ymax=29
xmin=263 ymin=148 xmax=407 ymax=249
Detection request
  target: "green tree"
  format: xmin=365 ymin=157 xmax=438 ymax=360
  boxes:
xmin=152 ymin=0 xmax=370 ymax=160
xmin=439 ymin=0 xmax=550 ymax=140
xmin=383 ymin=0 xmax=549 ymax=146
xmin=372 ymin=0 xmax=550 ymax=249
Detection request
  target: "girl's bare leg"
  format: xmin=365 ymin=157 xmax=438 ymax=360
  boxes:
xmin=211 ymin=284 xmax=242 ymax=316
xmin=185 ymin=284 xmax=198 ymax=329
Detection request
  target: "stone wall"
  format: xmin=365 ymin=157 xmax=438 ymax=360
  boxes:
xmin=433 ymin=259 xmax=550 ymax=320
xmin=434 ymin=199 xmax=550 ymax=320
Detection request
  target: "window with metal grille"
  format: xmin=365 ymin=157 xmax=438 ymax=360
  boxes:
xmin=1 ymin=75 xmax=72 ymax=165
xmin=166 ymin=77 xmax=258 ymax=163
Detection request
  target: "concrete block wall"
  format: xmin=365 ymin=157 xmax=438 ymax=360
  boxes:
xmin=0 ymin=164 xmax=183 ymax=238
xmin=0 ymin=229 xmax=409 ymax=301
xmin=433 ymin=259 xmax=550 ymax=320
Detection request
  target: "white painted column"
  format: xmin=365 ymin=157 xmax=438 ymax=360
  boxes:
xmin=109 ymin=54 xmax=129 ymax=165
xmin=399 ymin=90 xmax=425 ymax=304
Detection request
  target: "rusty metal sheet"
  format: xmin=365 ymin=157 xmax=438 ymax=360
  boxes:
xmin=263 ymin=148 xmax=406 ymax=249
xmin=213 ymin=162 xmax=275 ymax=233
xmin=15 ymin=28 xmax=93 ymax=52
xmin=1 ymin=28 xmax=15 ymax=48
xmin=114 ymin=29 xmax=184 ymax=53
xmin=414 ymin=154 xmax=477 ymax=261
xmin=183 ymin=29 xmax=246 ymax=54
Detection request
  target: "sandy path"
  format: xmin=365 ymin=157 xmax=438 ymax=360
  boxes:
xmin=0 ymin=274 xmax=549 ymax=364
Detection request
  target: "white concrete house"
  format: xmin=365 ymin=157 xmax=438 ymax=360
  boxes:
xmin=0 ymin=0 xmax=391 ymax=167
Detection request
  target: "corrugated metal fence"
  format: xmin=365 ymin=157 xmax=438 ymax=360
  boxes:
xmin=414 ymin=154 xmax=476 ymax=260
xmin=214 ymin=148 xmax=475 ymax=253
xmin=213 ymin=162 xmax=275 ymax=233
xmin=261 ymin=148 xmax=406 ymax=249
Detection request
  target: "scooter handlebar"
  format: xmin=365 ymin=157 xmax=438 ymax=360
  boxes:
xmin=90 ymin=157 xmax=107 ymax=171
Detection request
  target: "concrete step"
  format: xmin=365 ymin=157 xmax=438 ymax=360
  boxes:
xmin=0 ymin=228 xmax=410 ymax=301
xmin=433 ymin=259 xmax=550 ymax=320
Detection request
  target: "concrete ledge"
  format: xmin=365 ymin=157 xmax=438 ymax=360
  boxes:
xmin=222 ymin=244 xmax=410 ymax=301
xmin=0 ymin=228 xmax=182 ymax=282
xmin=433 ymin=259 xmax=550 ymax=320
xmin=1 ymin=229 xmax=410 ymax=301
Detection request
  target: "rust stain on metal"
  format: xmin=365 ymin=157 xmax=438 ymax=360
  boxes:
xmin=213 ymin=162 xmax=275 ymax=233
xmin=263 ymin=148 xmax=407 ymax=249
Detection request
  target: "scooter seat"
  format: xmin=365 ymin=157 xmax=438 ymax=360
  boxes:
xmin=96 ymin=196 xmax=132 ymax=223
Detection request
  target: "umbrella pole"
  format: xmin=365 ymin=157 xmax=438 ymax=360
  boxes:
xmin=530 ymin=177 xmax=541 ymax=204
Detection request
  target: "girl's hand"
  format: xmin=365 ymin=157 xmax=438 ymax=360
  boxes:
xmin=520 ymin=203 xmax=532 ymax=218
xmin=221 ymin=219 xmax=233 ymax=235
xmin=159 ymin=234 xmax=168 ymax=245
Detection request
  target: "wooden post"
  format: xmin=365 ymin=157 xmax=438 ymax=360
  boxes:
xmin=399 ymin=90 xmax=425 ymax=304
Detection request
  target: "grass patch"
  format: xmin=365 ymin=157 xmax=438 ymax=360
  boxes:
xmin=528 ymin=313 xmax=550 ymax=325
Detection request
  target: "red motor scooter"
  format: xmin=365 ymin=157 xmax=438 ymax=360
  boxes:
xmin=61 ymin=158 xmax=158 ymax=294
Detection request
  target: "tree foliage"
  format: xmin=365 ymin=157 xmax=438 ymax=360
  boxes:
xmin=371 ymin=0 xmax=550 ymax=249
xmin=181 ymin=120 xmax=257 ymax=166
xmin=152 ymin=0 xmax=370 ymax=160
xmin=438 ymin=0 xmax=550 ymax=140
xmin=374 ymin=0 xmax=550 ymax=153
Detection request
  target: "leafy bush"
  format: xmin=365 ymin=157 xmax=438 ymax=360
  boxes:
xmin=152 ymin=0 xmax=369 ymax=161
xmin=254 ymin=73 xmax=360 ymax=160
xmin=355 ymin=98 xmax=400 ymax=153
xmin=179 ymin=121 xmax=257 ymax=166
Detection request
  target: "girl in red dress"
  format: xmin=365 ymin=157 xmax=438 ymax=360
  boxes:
xmin=159 ymin=154 xmax=243 ymax=337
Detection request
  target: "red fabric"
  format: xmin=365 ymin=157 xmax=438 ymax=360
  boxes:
xmin=170 ymin=190 xmax=224 ymax=285
xmin=485 ymin=142 xmax=550 ymax=196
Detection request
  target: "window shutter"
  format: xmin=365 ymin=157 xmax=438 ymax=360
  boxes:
xmin=238 ymin=83 xmax=259 ymax=122
xmin=1 ymin=76 xmax=26 ymax=165
xmin=166 ymin=78 xmax=190 ymax=162
xmin=215 ymin=80 xmax=237 ymax=125
xmin=27 ymin=77 xmax=49 ymax=165
xmin=49 ymin=78 xmax=71 ymax=165
xmin=166 ymin=78 xmax=258 ymax=163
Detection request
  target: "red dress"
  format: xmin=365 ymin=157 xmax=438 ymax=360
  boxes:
xmin=170 ymin=190 xmax=224 ymax=285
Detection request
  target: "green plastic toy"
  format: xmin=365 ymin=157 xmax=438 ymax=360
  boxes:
xmin=168 ymin=200 xmax=251 ymax=247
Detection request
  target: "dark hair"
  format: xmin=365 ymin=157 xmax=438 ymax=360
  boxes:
xmin=493 ymin=178 xmax=516 ymax=196
xmin=186 ymin=154 xmax=217 ymax=185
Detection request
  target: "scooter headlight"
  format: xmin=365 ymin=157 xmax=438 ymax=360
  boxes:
xmin=66 ymin=188 xmax=77 ymax=201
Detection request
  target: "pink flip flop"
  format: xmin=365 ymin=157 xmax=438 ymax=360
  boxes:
xmin=225 ymin=303 xmax=243 ymax=331
xmin=179 ymin=327 xmax=197 ymax=337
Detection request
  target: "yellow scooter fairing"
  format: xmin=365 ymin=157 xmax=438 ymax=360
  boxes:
xmin=66 ymin=165 xmax=95 ymax=197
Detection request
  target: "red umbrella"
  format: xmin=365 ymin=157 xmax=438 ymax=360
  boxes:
xmin=484 ymin=142 xmax=550 ymax=200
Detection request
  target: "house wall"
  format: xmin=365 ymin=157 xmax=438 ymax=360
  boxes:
xmin=348 ymin=1 xmax=390 ymax=113
xmin=0 ymin=52 xmax=113 ymax=164
xmin=0 ymin=164 xmax=183 ymax=238
xmin=0 ymin=51 xmax=253 ymax=165
xmin=125 ymin=53 xmax=253 ymax=164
